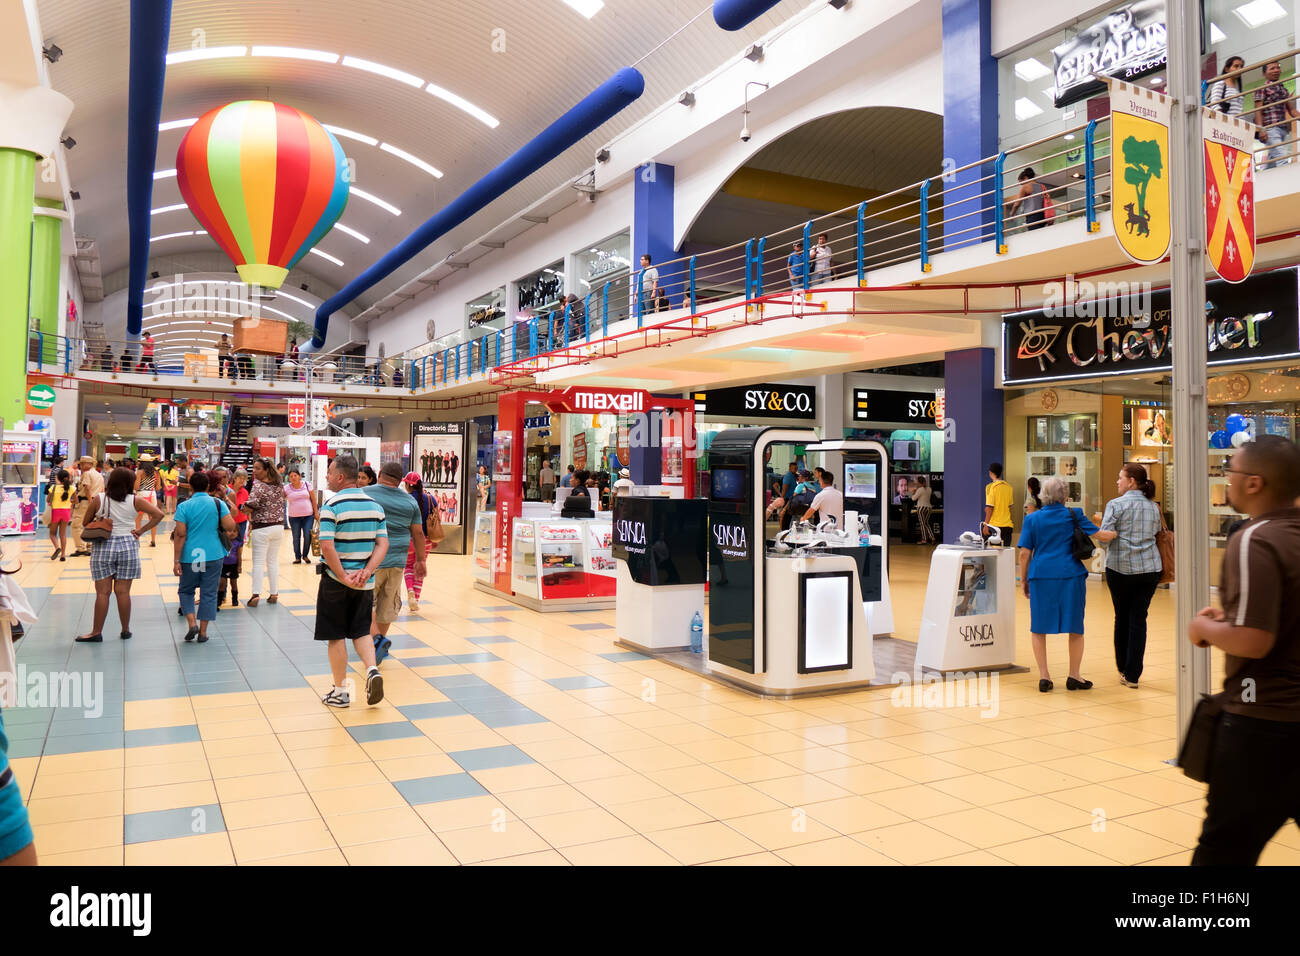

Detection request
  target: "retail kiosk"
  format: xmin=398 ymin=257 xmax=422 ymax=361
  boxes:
xmin=611 ymin=496 xmax=708 ymax=652
xmin=705 ymin=428 xmax=889 ymax=695
xmin=916 ymin=544 xmax=1016 ymax=672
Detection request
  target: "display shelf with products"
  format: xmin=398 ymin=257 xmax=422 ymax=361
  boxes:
xmin=536 ymin=520 xmax=586 ymax=599
xmin=511 ymin=519 xmax=540 ymax=598
xmin=472 ymin=511 xmax=494 ymax=582
xmin=1023 ymin=451 xmax=1099 ymax=514
xmin=585 ymin=521 xmax=617 ymax=595
xmin=492 ymin=515 xmax=615 ymax=606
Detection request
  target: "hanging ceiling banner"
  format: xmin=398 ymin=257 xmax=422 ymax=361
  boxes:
xmin=1109 ymin=79 xmax=1172 ymax=265
xmin=1202 ymin=107 xmax=1257 ymax=284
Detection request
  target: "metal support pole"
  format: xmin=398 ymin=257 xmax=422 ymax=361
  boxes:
xmin=688 ymin=255 xmax=697 ymax=314
xmin=602 ymin=282 xmax=610 ymax=336
xmin=755 ymin=237 xmax=767 ymax=297
xmin=1084 ymin=121 xmax=1099 ymax=233
xmin=1169 ymin=0 xmax=1212 ymax=752
xmin=856 ymin=202 xmax=867 ymax=286
xmin=802 ymin=220 xmax=812 ymax=291
xmin=993 ymin=154 xmax=1007 ymax=254
xmin=919 ymin=179 xmax=932 ymax=272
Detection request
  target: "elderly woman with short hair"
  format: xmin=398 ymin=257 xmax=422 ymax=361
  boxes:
xmin=1017 ymin=476 xmax=1099 ymax=692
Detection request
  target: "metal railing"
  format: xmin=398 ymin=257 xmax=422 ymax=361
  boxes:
xmin=1202 ymin=47 xmax=1300 ymax=170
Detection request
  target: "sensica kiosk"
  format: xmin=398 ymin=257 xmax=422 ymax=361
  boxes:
xmin=705 ymin=428 xmax=889 ymax=695
xmin=916 ymin=545 xmax=1016 ymax=671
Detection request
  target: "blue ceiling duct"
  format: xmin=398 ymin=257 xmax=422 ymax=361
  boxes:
xmin=303 ymin=67 xmax=645 ymax=352
xmin=125 ymin=0 xmax=173 ymax=340
xmin=713 ymin=0 xmax=785 ymax=30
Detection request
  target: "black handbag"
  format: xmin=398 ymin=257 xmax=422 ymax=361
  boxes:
xmin=1178 ymin=693 xmax=1226 ymax=783
xmin=214 ymin=497 xmax=233 ymax=553
xmin=1069 ymin=509 xmax=1095 ymax=562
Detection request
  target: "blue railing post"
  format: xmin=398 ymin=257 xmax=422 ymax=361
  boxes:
xmin=993 ymin=153 xmax=1007 ymax=254
xmin=802 ymin=220 xmax=812 ymax=291
xmin=744 ymin=239 xmax=755 ymax=301
xmin=584 ymin=293 xmax=593 ymax=342
xmin=454 ymin=345 xmax=461 ymax=380
xmin=529 ymin=317 xmax=538 ymax=357
xmin=64 ymin=336 xmax=72 ymax=375
xmin=856 ymin=201 xmax=867 ymax=287
xmin=688 ymin=255 xmax=697 ymax=314
xmin=601 ymin=282 xmax=610 ymax=337
xmin=1084 ymin=120 xmax=1100 ymax=233
xmin=918 ymin=179 xmax=932 ymax=273
xmin=35 ymin=332 xmax=43 ymax=368
xmin=635 ymin=269 xmax=644 ymax=327
xmin=755 ymin=237 xmax=767 ymax=297
xmin=563 ymin=303 xmax=572 ymax=349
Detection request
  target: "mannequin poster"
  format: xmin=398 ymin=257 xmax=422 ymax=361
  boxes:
xmin=410 ymin=422 xmax=466 ymax=530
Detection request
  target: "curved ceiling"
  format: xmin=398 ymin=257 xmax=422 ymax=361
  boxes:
xmin=38 ymin=0 xmax=789 ymax=313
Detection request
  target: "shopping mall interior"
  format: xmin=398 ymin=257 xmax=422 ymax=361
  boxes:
xmin=2 ymin=0 xmax=1300 ymax=883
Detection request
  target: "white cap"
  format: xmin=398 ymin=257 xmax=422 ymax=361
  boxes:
xmin=619 ymin=468 xmax=630 ymax=478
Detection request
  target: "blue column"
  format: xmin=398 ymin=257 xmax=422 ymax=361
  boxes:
xmin=943 ymin=347 xmax=1003 ymax=545
xmin=633 ymin=162 xmax=679 ymax=309
xmin=941 ymin=0 xmax=998 ymax=251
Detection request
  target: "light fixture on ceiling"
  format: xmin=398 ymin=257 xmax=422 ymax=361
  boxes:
xmin=678 ymin=91 xmax=696 ymax=107
xmin=42 ymin=42 xmax=63 ymax=63
xmin=150 ymin=203 xmax=188 ymax=216
xmin=308 ymin=248 xmax=343 ymax=266
xmin=744 ymin=44 xmax=764 ymax=62
xmin=1210 ymin=21 xmax=1228 ymax=43
xmin=595 ymin=148 xmax=610 ymax=163
xmin=827 ymin=0 xmax=849 ymax=8
xmin=426 ymin=83 xmax=499 ymax=128
xmin=341 ymin=56 xmax=423 ymax=88
xmin=332 ymin=223 xmax=371 ymax=244
xmin=1064 ymin=133 xmax=1076 ymax=141
xmin=344 ymin=187 xmax=401 ymax=216
xmin=1014 ymin=57 xmax=1052 ymax=82
xmin=1233 ymin=0 xmax=1286 ymax=28
xmin=323 ymin=124 xmax=379 ymax=147
xmin=154 ymin=169 xmax=177 ymax=180
xmin=1015 ymin=97 xmax=1044 ymax=121
xmin=60 ymin=136 xmax=76 ymax=150
xmin=149 ymin=230 xmax=195 ymax=243
xmin=561 ymin=0 xmax=604 ymax=17
xmin=251 ymin=45 xmax=339 ymax=62
xmin=1149 ymin=76 xmax=1164 ymax=86
xmin=379 ymin=142 xmax=444 ymax=178
xmin=158 ymin=118 xmax=197 ymax=132
xmin=165 ymin=46 xmax=247 ymax=65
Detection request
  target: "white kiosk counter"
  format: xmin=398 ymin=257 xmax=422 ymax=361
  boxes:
xmin=916 ymin=545 xmax=1016 ymax=672
xmin=611 ymin=497 xmax=707 ymax=653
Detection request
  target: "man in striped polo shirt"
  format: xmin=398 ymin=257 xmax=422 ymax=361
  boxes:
xmin=317 ymin=454 xmax=389 ymax=708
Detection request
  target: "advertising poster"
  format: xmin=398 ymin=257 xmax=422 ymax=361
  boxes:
xmin=661 ymin=435 xmax=683 ymax=485
xmin=411 ymin=430 xmax=464 ymax=527
xmin=0 ymin=486 xmax=38 ymax=535
xmin=1134 ymin=407 xmax=1172 ymax=446
xmin=492 ymin=430 xmax=513 ymax=483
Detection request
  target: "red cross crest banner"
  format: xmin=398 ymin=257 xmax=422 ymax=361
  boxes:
xmin=1202 ymin=108 xmax=1257 ymax=283
xmin=287 ymin=401 xmax=306 ymax=430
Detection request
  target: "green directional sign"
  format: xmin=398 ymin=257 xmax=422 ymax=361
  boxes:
xmin=26 ymin=384 xmax=56 ymax=411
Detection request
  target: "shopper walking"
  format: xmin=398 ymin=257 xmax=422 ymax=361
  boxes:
xmin=68 ymin=455 xmax=104 ymax=557
xmin=365 ymin=463 xmax=426 ymax=665
xmin=1206 ymin=55 xmax=1246 ymax=117
xmin=1024 ymin=476 xmax=1042 ymax=517
xmin=402 ymin=473 xmax=438 ymax=610
xmin=539 ymin=460 xmax=555 ymax=502
xmin=173 ymin=471 xmax=236 ymax=643
xmin=0 ymin=712 xmax=35 ymax=864
xmin=812 ymin=232 xmax=833 ymax=282
xmin=1006 ymin=167 xmax=1050 ymax=231
xmin=911 ymin=475 xmax=935 ymax=544
xmin=76 ymin=467 xmax=164 ymax=643
xmin=1189 ymin=436 xmax=1300 ymax=865
xmin=46 ymin=469 xmax=74 ymax=560
xmin=133 ymin=459 xmax=160 ymax=548
xmin=358 ymin=464 xmax=376 ymax=488
xmin=1017 ymin=476 xmax=1098 ymax=692
xmin=242 ymin=458 xmax=284 ymax=606
xmin=787 ymin=240 xmax=807 ymax=289
xmin=159 ymin=459 xmax=179 ymax=514
xmin=1254 ymin=60 xmax=1298 ymax=169
xmin=284 ymin=468 xmax=318 ymax=564
xmin=316 ymin=455 xmax=388 ymax=708
xmin=1092 ymin=463 xmax=1163 ymax=688
xmin=984 ymin=462 xmax=1015 ymax=547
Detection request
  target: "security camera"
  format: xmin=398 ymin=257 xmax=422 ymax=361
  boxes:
xmin=740 ymin=114 xmax=751 ymax=143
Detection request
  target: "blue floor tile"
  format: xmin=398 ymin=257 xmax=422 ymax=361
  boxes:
xmin=393 ymin=773 xmax=488 ymax=805
xmin=346 ymin=721 xmax=424 ymax=743
xmin=445 ymin=652 xmax=502 ymax=664
xmin=397 ymin=702 xmax=466 ymax=720
xmin=399 ymin=655 xmax=452 ymax=667
xmin=546 ymin=676 xmax=609 ymax=690
xmin=42 ymin=732 xmax=125 ymax=755
xmin=125 ymin=803 xmax=225 ymax=844
xmin=428 ymin=674 xmax=490 ymax=689
xmin=599 ymin=651 xmax=650 ymax=662
xmin=440 ymin=684 xmax=514 ymax=703
xmin=447 ymin=744 xmax=534 ymax=772
xmin=477 ymin=708 xmax=548 ymax=728
xmin=468 ymin=616 xmax=511 ymax=623
xmin=125 ymin=724 xmax=201 ymax=748
xmin=480 ymin=606 xmax=518 ymax=612
xmin=569 ymin=622 xmax=613 ymax=631
xmin=466 ymin=635 xmax=515 ymax=645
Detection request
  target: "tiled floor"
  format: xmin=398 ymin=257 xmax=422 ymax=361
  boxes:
xmin=6 ymin=533 xmax=1297 ymax=866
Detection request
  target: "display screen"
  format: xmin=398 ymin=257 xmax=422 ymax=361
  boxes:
xmin=710 ymin=466 xmax=747 ymax=502
xmin=892 ymin=439 xmax=919 ymax=461
xmin=844 ymin=463 xmax=877 ymax=498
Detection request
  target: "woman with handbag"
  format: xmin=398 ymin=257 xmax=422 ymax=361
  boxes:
xmin=172 ymin=471 xmax=237 ymax=643
xmin=284 ymin=468 xmax=318 ymax=565
xmin=76 ymin=467 xmax=164 ymax=643
xmin=1092 ymin=463 xmax=1164 ymax=688
xmin=133 ymin=459 xmax=160 ymax=548
xmin=402 ymin=473 xmax=443 ymax=610
xmin=1017 ymin=475 xmax=1099 ymax=692
xmin=242 ymin=458 xmax=285 ymax=606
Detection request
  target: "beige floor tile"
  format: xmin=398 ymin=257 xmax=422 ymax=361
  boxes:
xmin=37 ymin=846 xmax=125 ymax=866
xmin=775 ymin=836 xmax=900 ymax=866
xmin=470 ymin=763 xmax=564 ymax=793
xmin=987 ymin=795 xmax=1097 ymax=833
xmin=644 ymin=764 xmax=739 ymax=794
xmin=220 ymin=792 xmax=323 ymax=830
xmin=37 ymin=749 xmax=125 ymax=775
xmin=209 ymin=750 xmax=295 ymax=779
xmin=989 ymin=833 xmax=1126 ymax=866
xmin=514 ymin=736 xmax=604 ymax=762
xmin=874 ymin=754 xmax=971 ymax=784
xmin=414 ymin=796 xmax=517 ymax=833
xmin=1105 ymin=772 xmax=1206 ymax=806
xmin=323 ymin=805 xmax=431 ymax=846
xmin=801 ymin=795 xmax=909 ymax=834
xmin=922 ymin=807 xmax=1043 ymax=849
xmin=228 ymin=819 xmax=338 ymax=863
xmin=499 ymin=784 xmax=599 ymax=819
xmin=1036 ymin=754 xmax=1137 ymax=783
xmin=815 ymin=764 xmax=916 ymax=795
xmin=867 ymin=784 xmax=973 ymax=820
xmin=647 ymin=821 xmax=763 ymax=865
xmin=854 ymin=821 xmax=977 ymax=865
xmin=124 ymin=741 xmax=208 ymax=768
xmin=724 ymin=808 xmax=840 ymax=850
xmin=560 ymin=834 xmax=679 ymax=865
xmin=342 ymin=833 xmax=459 ymax=866
xmin=572 ymin=773 xmax=671 ymax=806
xmin=524 ymin=806 xmax=635 ymax=848
xmin=307 ymin=782 xmax=406 ymax=817
xmin=751 ymin=774 xmax=852 ymax=806
xmin=438 ymin=820 xmax=550 ymax=864
xmin=202 ymin=735 xmax=283 ymax=759
xmin=1047 ymin=783 xmax=1161 ymax=818
xmin=373 ymin=753 xmax=461 ymax=782
xmin=986 ymin=764 xmax=1089 ymax=794
xmin=681 ymin=783 xmax=786 ymax=819
xmin=122 ymin=781 xmax=218 ymax=815
xmin=28 ymin=791 xmax=126 ymax=827
xmin=31 ymin=816 xmax=123 ymax=855
xmin=540 ymin=753 xmax=631 ymax=783
xmin=29 ymin=768 xmax=124 ymax=800
xmin=922 ymin=849 xmax=1014 ymax=865
xmin=698 ymin=851 xmax=790 ymax=865
xmin=213 ymin=771 xmax=307 ymax=804
xmin=1055 ymin=821 xmax=1185 ymax=864
xmin=827 ymin=738 xmax=917 ymax=764
xmin=246 ymin=848 xmax=349 ymax=866
xmin=929 ymin=773 xmax=1034 ymax=806
xmin=124 ymin=832 xmax=234 ymax=866
xmin=120 ymin=760 xmax=213 ymax=790
xmin=608 ymin=794 xmax=716 ymax=832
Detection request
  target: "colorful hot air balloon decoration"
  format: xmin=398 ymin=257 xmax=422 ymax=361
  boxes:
xmin=176 ymin=101 xmax=349 ymax=289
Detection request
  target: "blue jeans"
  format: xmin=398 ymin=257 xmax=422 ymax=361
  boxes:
xmin=1264 ymin=125 xmax=1291 ymax=169
xmin=179 ymin=560 xmax=222 ymax=622
xmin=289 ymin=515 xmax=313 ymax=560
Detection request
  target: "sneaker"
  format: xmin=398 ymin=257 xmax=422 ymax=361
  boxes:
xmin=374 ymin=636 xmax=392 ymax=665
xmin=365 ymin=667 xmax=384 ymax=705
xmin=322 ymin=687 xmax=350 ymax=708
xmin=1120 ymin=677 xmax=1140 ymax=689
xmin=408 ymin=596 xmax=418 ymax=611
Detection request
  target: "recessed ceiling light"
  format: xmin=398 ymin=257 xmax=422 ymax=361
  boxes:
xmin=380 ymin=142 xmax=444 ymax=178
xmin=323 ymin=124 xmax=379 ymax=146
xmin=308 ymin=248 xmax=344 ymax=266
xmin=1149 ymin=76 xmax=1164 ymax=86
xmin=561 ymin=0 xmax=605 ymax=17
xmin=1014 ymin=57 xmax=1051 ymax=82
xmin=425 ymin=83 xmax=499 ymax=128
xmin=332 ymin=223 xmax=371 ymax=244
xmin=1042 ymin=85 xmax=1058 ymax=102
xmin=1014 ymin=97 xmax=1044 ymax=121
xmin=1064 ymin=133 xmax=1076 ymax=140
xmin=150 ymin=230 xmax=195 ymax=243
xmin=150 ymin=203 xmax=189 ymax=216
xmin=251 ymin=46 xmax=339 ymax=63
xmin=165 ymin=46 xmax=248 ymax=65
xmin=1210 ymin=21 xmax=1228 ymax=43
xmin=341 ymin=56 xmax=423 ymax=88
xmin=158 ymin=118 xmax=197 ymax=132
xmin=154 ymin=169 xmax=177 ymax=180
xmin=1233 ymin=0 xmax=1286 ymax=28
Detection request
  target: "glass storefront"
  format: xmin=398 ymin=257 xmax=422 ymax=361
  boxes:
xmin=466 ymin=287 xmax=506 ymax=333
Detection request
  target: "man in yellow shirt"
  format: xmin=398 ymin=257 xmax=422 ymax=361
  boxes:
xmin=984 ymin=461 xmax=1015 ymax=547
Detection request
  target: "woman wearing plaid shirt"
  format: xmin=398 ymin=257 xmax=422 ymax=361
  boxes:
xmin=1093 ymin=463 xmax=1163 ymax=688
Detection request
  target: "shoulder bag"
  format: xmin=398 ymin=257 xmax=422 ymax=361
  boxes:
xmin=1177 ymin=692 xmax=1225 ymax=783
xmin=213 ymin=497 xmax=233 ymax=552
xmin=1041 ymin=184 xmax=1056 ymax=223
xmin=425 ymin=492 xmax=446 ymax=545
xmin=1156 ymin=506 xmax=1175 ymax=584
xmin=80 ymin=493 xmax=113 ymax=542
xmin=1068 ymin=508 xmax=1095 ymax=562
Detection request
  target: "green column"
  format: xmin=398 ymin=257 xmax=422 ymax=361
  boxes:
xmin=31 ymin=198 xmax=63 ymax=366
xmin=0 ymin=148 xmax=36 ymax=429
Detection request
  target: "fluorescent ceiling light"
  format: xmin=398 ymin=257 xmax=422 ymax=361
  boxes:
xmin=158 ymin=118 xmax=197 ymax=132
xmin=166 ymin=46 xmax=248 ymax=65
xmin=332 ymin=223 xmax=371 ymax=244
xmin=1210 ymin=22 xmax=1228 ymax=43
xmin=561 ymin=0 xmax=605 ymax=17
xmin=341 ymin=56 xmax=423 ymax=88
xmin=1064 ymin=133 xmax=1076 ymax=140
xmin=1149 ymin=76 xmax=1164 ymax=86
xmin=1042 ymin=86 xmax=1057 ymax=101
xmin=1233 ymin=0 xmax=1286 ymax=28
xmin=379 ymin=142 xmax=443 ymax=178
xmin=425 ymin=83 xmax=499 ymax=128
xmin=324 ymin=124 xmax=378 ymax=146
xmin=150 ymin=203 xmax=189 ymax=216
xmin=350 ymin=188 xmax=401 ymax=216
xmin=1014 ymin=57 xmax=1051 ymax=82
xmin=308 ymin=248 xmax=344 ymax=266
xmin=150 ymin=231 xmax=195 ymax=242
xmin=154 ymin=169 xmax=177 ymax=180
xmin=1014 ymin=97 xmax=1044 ymax=121
xmin=251 ymin=46 xmax=339 ymax=63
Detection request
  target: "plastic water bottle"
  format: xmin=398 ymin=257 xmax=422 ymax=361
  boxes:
xmin=689 ymin=611 xmax=704 ymax=653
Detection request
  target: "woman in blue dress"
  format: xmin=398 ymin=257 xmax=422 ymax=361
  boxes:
xmin=1017 ymin=476 xmax=1099 ymax=692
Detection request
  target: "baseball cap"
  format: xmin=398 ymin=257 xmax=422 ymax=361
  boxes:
xmin=379 ymin=461 xmax=405 ymax=481
xmin=403 ymin=471 xmax=421 ymax=485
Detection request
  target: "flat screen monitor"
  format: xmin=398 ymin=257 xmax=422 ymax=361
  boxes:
xmin=892 ymin=439 xmax=920 ymax=461
xmin=844 ymin=462 xmax=877 ymax=498
xmin=710 ymin=466 xmax=748 ymax=502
